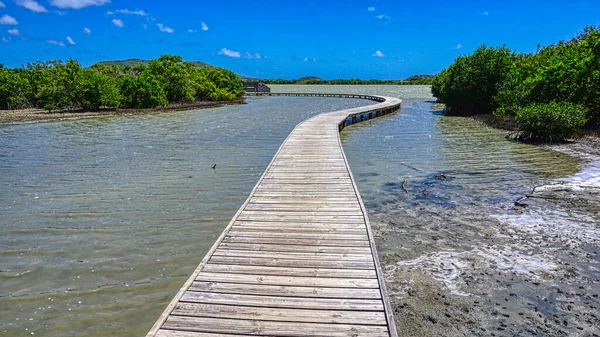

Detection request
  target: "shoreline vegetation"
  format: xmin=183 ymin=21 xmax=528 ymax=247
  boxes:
xmin=0 ymin=54 xmax=245 ymax=123
xmin=431 ymin=26 xmax=600 ymax=142
xmin=261 ymin=74 xmax=434 ymax=85
xmin=0 ymin=98 xmax=244 ymax=124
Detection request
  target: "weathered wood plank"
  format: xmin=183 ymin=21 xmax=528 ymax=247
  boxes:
xmin=196 ymin=272 xmax=381 ymax=288
xmin=212 ymin=249 xmax=374 ymax=262
xmin=172 ymin=302 xmax=387 ymax=325
xmin=179 ymin=291 xmax=384 ymax=311
xmin=226 ymin=230 xmax=368 ymax=241
xmin=218 ymin=242 xmax=372 ymax=254
xmin=162 ymin=316 xmax=389 ymax=337
xmin=189 ymin=281 xmax=383 ymax=299
xmin=206 ymin=257 xmax=375 ymax=272
xmin=222 ymin=236 xmax=371 ymax=247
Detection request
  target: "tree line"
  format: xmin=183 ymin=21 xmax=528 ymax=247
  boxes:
xmin=0 ymin=54 xmax=245 ymax=112
xmin=431 ymin=26 xmax=600 ymax=142
xmin=263 ymin=76 xmax=433 ymax=85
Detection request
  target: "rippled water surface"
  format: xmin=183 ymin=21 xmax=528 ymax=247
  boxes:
xmin=0 ymin=95 xmax=372 ymax=336
xmin=1 ymin=85 xmax=596 ymax=336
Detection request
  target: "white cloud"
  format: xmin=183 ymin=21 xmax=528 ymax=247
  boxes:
xmin=372 ymin=50 xmax=385 ymax=57
xmin=2 ymin=36 xmax=11 ymax=42
xmin=367 ymin=7 xmax=375 ymax=11
xmin=112 ymin=18 xmax=123 ymax=27
xmin=201 ymin=21 xmax=208 ymax=31
xmin=115 ymin=8 xmax=147 ymax=16
xmin=375 ymin=14 xmax=390 ymax=19
xmin=483 ymin=11 xmax=489 ymax=15
xmin=83 ymin=27 xmax=91 ymax=35
xmin=67 ymin=36 xmax=75 ymax=45
xmin=187 ymin=29 xmax=196 ymax=33
xmin=0 ymin=15 xmax=18 ymax=25
xmin=455 ymin=44 xmax=462 ymax=49
xmin=16 ymin=0 xmax=48 ymax=12
xmin=50 ymin=0 xmax=110 ymax=9
xmin=303 ymin=57 xmax=308 ymax=62
xmin=157 ymin=23 xmax=174 ymax=33
xmin=143 ymin=23 xmax=147 ymax=29
xmin=0 ymin=1 xmax=5 ymax=8
xmin=55 ymin=10 xmax=67 ymax=15
xmin=47 ymin=39 xmax=65 ymax=46
xmin=313 ymin=57 xmax=316 ymax=62
xmin=105 ymin=10 xmax=113 ymax=14
xmin=218 ymin=48 xmax=241 ymax=58
xmin=8 ymin=28 xmax=19 ymax=35
xmin=245 ymin=52 xmax=261 ymax=59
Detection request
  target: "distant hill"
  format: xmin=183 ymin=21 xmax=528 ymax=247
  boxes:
xmin=94 ymin=58 xmax=211 ymax=68
xmin=296 ymin=76 xmax=323 ymax=82
xmin=403 ymin=74 xmax=434 ymax=82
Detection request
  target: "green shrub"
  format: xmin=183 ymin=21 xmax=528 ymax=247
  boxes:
xmin=515 ymin=102 xmax=589 ymax=141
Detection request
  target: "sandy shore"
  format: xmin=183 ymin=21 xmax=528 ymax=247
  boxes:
xmin=0 ymin=99 xmax=245 ymax=125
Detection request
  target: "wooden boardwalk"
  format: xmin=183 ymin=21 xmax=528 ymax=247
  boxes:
xmin=147 ymin=94 xmax=402 ymax=337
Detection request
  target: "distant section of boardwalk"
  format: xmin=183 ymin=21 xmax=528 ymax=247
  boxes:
xmin=147 ymin=93 xmax=402 ymax=337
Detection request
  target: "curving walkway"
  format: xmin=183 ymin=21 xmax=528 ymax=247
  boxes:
xmin=147 ymin=94 xmax=402 ymax=337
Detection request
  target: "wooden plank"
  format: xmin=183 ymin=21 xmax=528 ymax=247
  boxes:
xmin=189 ymin=281 xmax=382 ymax=299
xmin=156 ymin=330 xmax=250 ymax=337
xmin=212 ymin=249 xmax=374 ymax=262
xmin=206 ymin=257 xmax=375 ymax=272
xmin=235 ymin=216 xmax=365 ymax=223
xmin=171 ymin=302 xmax=387 ymax=325
xmin=226 ymin=230 xmax=368 ymax=241
xmin=222 ymin=236 xmax=371 ymax=247
xmin=179 ymin=291 xmax=384 ymax=311
xmin=218 ymin=242 xmax=372 ymax=254
xmin=233 ymin=220 xmax=366 ymax=229
xmin=203 ymin=264 xmax=376 ymax=278
xmin=162 ymin=316 xmax=389 ymax=337
xmin=195 ymin=272 xmax=380 ymax=288
xmin=229 ymin=226 xmax=365 ymax=234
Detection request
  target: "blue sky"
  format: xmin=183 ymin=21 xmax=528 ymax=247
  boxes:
xmin=0 ymin=0 xmax=599 ymax=79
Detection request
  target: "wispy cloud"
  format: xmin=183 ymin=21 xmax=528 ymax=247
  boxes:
xmin=218 ymin=48 xmax=241 ymax=58
xmin=1 ymin=36 xmax=11 ymax=42
xmin=112 ymin=18 xmax=124 ymax=27
xmin=455 ymin=43 xmax=462 ymax=49
xmin=115 ymin=8 xmax=147 ymax=16
xmin=201 ymin=22 xmax=208 ymax=31
xmin=83 ymin=27 xmax=91 ymax=35
xmin=375 ymin=14 xmax=390 ymax=19
xmin=303 ymin=57 xmax=308 ymax=62
xmin=50 ymin=0 xmax=110 ymax=9
xmin=47 ymin=39 xmax=65 ymax=47
xmin=67 ymin=36 xmax=76 ymax=45
xmin=372 ymin=50 xmax=385 ymax=57
xmin=245 ymin=52 xmax=261 ymax=59
xmin=8 ymin=28 xmax=19 ymax=35
xmin=187 ymin=29 xmax=196 ymax=33
xmin=55 ymin=10 xmax=67 ymax=15
xmin=367 ymin=7 xmax=375 ymax=12
xmin=16 ymin=0 xmax=48 ymax=12
xmin=483 ymin=11 xmax=489 ymax=15
xmin=0 ymin=14 xmax=18 ymax=25
xmin=0 ymin=2 xmax=5 ymax=8
xmin=157 ymin=23 xmax=174 ymax=33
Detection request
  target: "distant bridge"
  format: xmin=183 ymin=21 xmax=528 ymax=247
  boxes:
xmin=147 ymin=93 xmax=402 ymax=337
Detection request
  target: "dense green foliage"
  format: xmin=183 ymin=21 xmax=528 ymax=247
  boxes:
xmin=95 ymin=58 xmax=210 ymax=69
xmin=263 ymin=75 xmax=434 ymax=85
xmin=515 ymin=102 xmax=589 ymax=141
xmin=432 ymin=26 xmax=600 ymax=141
xmin=0 ymin=55 xmax=244 ymax=111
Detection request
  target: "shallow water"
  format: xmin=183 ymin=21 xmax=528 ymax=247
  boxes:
xmin=0 ymin=95 xmax=372 ymax=336
xmin=1 ymin=85 xmax=598 ymax=336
